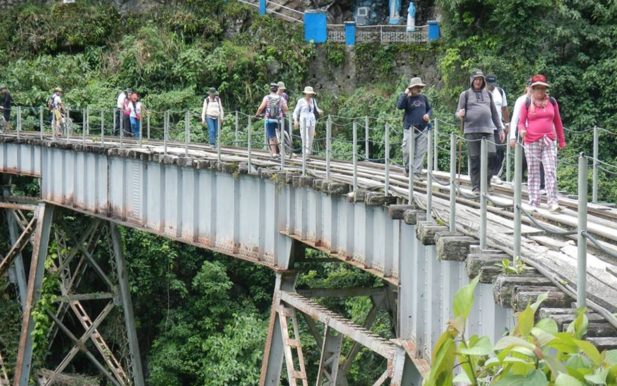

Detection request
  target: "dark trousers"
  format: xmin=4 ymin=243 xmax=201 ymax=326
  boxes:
xmin=3 ymin=109 xmax=9 ymax=122
xmin=465 ymin=132 xmax=497 ymax=191
xmin=491 ymin=130 xmax=505 ymax=177
xmin=114 ymin=109 xmax=121 ymax=135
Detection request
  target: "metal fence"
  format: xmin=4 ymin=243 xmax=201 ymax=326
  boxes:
xmin=328 ymin=24 xmax=428 ymax=44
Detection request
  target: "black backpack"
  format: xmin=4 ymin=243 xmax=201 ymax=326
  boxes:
xmin=267 ymin=95 xmax=282 ymax=119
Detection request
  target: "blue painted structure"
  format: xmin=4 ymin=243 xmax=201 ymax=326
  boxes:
xmin=304 ymin=10 xmax=327 ymax=43
xmin=345 ymin=21 xmax=356 ymax=46
xmin=428 ymin=20 xmax=440 ymax=41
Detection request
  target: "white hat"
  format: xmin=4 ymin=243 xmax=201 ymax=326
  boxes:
xmin=408 ymin=77 xmax=426 ymax=88
xmin=302 ymin=86 xmax=316 ymax=95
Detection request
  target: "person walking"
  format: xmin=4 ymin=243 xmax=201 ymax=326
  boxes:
xmin=277 ymin=81 xmax=291 ymax=141
xmin=115 ymin=89 xmax=131 ymax=136
xmin=0 ymin=85 xmax=11 ymax=131
xmin=255 ymin=83 xmax=288 ymax=158
xmin=201 ymin=88 xmax=225 ymax=146
xmin=396 ymin=77 xmax=432 ymax=176
xmin=293 ymin=86 xmax=321 ymax=157
xmin=485 ymin=74 xmax=510 ymax=183
xmin=49 ymin=87 xmax=65 ymax=136
xmin=128 ymin=92 xmax=142 ymax=139
xmin=455 ymin=69 xmax=504 ymax=194
xmin=517 ymin=74 xmax=565 ymax=211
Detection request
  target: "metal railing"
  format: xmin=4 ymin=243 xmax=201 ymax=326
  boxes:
xmin=236 ymin=0 xmax=304 ymax=23
xmin=327 ymin=24 xmax=428 ymax=44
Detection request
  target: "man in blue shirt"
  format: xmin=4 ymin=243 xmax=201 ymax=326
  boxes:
xmin=397 ymin=77 xmax=432 ymax=176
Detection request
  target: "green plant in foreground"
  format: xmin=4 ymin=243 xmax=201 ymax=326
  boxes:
xmin=499 ymin=256 xmax=527 ymax=276
xmin=424 ymin=276 xmax=617 ymax=385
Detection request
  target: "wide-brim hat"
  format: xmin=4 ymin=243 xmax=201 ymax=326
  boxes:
xmin=530 ymin=74 xmax=550 ymax=88
xmin=54 ymin=87 xmax=63 ymax=92
xmin=407 ymin=77 xmax=425 ymax=89
xmin=302 ymin=86 xmax=316 ymax=95
xmin=277 ymin=81 xmax=286 ymax=90
xmin=208 ymin=87 xmax=218 ymax=95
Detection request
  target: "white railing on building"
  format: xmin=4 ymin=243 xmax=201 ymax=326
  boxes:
xmin=328 ymin=24 xmax=428 ymax=44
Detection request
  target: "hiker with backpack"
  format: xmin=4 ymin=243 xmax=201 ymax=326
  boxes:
xmin=396 ymin=76 xmax=432 ymax=176
xmin=49 ymin=87 xmax=65 ymax=136
xmin=115 ymin=88 xmax=131 ymax=136
xmin=509 ymin=78 xmax=546 ymax=192
xmin=517 ymin=74 xmax=566 ymax=212
xmin=455 ymin=69 xmax=504 ymax=195
xmin=255 ymin=83 xmax=288 ymax=158
xmin=485 ymin=74 xmax=510 ymax=183
xmin=201 ymin=87 xmax=225 ymax=146
xmin=122 ymin=90 xmax=133 ymax=137
xmin=128 ymin=91 xmax=143 ymax=139
xmin=293 ymin=86 xmax=321 ymax=157
xmin=0 ymin=85 xmax=12 ymax=131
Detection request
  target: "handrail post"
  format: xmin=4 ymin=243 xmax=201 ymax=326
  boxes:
xmin=592 ymin=126 xmax=598 ymax=203
xmin=352 ymin=121 xmax=358 ymax=192
xmin=384 ymin=124 xmax=390 ymax=195
xmin=301 ymin=117 xmax=306 ymax=176
xmin=39 ymin=106 xmax=44 ymax=140
xmin=433 ymin=118 xmax=438 ymax=171
xmin=101 ymin=109 xmax=105 ymax=144
xmin=120 ymin=109 xmax=124 ymax=148
xmin=426 ymin=128 xmax=433 ymax=220
xmin=577 ymin=153 xmax=588 ymax=308
xmin=408 ymin=127 xmax=416 ymax=198
xmin=86 ymin=105 xmax=90 ymax=136
xmin=185 ymin=110 xmax=190 ymax=156
xmin=280 ymin=118 xmax=286 ymax=170
xmin=480 ymin=137 xmax=488 ymax=250
xmin=506 ymin=136 xmax=511 ymax=182
xmin=217 ymin=116 xmax=222 ymax=162
xmin=247 ymin=116 xmax=253 ymax=173
xmin=234 ymin=111 xmax=239 ymax=147
xmin=326 ymin=116 xmax=331 ymax=181
xmin=164 ymin=110 xmax=168 ymax=156
xmin=66 ymin=107 xmax=71 ymax=140
xmin=82 ymin=108 xmax=86 ymax=143
xmin=147 ymin=111 xmax=151 ymax=141
xmin=365 ymin=116 xmax=369 ymax=160
xmin=449 ymin=133 xmax=456 ymax=231
xmin=16 ymin=106 xmax=21 ymax=140
xmin=513 ymin=141 xmax=523 ymax=259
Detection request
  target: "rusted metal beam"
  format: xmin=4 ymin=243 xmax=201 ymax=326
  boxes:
xmin=14 ymin=204 xmax=54 ymax=386
xmin=0 ymin=202 xmax=37 ymax=211
xmin=279 ymin=291 xmax=396 ymax=360
xmin=0 ymin=215 xmax=36 ymax=278
xmin=297 ymin=287 xmax=386 ymax=298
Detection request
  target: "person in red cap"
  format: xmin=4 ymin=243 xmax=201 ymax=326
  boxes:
xmin=517 ymin=74 xmax=566 ymax=212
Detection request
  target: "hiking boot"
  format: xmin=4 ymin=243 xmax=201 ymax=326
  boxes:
xmin=471 ymin=188 xmax=480 ymax=197
xmin=548 ymin=202 xmax=560 ymax=212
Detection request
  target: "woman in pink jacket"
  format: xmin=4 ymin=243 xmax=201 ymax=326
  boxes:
xmin=517 ymin=74 xmax=566 ymax=212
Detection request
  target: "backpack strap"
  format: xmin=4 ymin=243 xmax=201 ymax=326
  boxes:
xmin=498 ymin=87 xmax=505 ymax=100
xmin=526 ymin=96 xmax=557 ymax=109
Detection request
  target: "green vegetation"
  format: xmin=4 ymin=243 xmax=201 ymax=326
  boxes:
xmin=425 ymin=277 xmax=617 ymax=385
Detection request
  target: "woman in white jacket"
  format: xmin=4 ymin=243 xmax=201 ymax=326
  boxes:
xmin=293 ymin=86 xmax=320 ymax=156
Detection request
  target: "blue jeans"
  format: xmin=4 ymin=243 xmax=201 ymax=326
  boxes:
xmin=206 ymin=117 xmax=219 ymax=145
xmin=130 ymin=117 xmax=140 ymax=139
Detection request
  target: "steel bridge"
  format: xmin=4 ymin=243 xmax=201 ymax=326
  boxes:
xmin=1 ymin=128 xmax=617 ymax=385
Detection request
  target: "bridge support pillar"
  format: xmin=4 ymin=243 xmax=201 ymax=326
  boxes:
xmin=14 ymin=203 xmax=54 ymax=386
xmin=110 ymin=223 xmax=146 ymax=386
xmin=259 ymin=271 xmax=299 ymax=386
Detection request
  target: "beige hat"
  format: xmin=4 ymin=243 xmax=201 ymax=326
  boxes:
xmin=277 ymin=81 xmax=286 ymax=90
xmin=54 ymin=87 xmax=63 ymax=93
xmin=302 ymin=86 xmax=316 ymax=95
xmin=408 ymin=77 xmax=425 ymax=89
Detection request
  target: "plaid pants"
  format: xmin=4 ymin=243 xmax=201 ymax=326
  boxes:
xmin=525 ymin=136 xmax=557 ymax=207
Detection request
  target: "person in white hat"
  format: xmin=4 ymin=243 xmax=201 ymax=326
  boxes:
xmin=396 ymin=77 xmax=432 ymax=176
xmin=293 ymin=86 xmax=321 ymax=157
xmin=49 ymin=87 xmax=65 ymax=136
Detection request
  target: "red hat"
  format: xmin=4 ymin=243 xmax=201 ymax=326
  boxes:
xmin=530 ymin=74 xmax=549 ymax=88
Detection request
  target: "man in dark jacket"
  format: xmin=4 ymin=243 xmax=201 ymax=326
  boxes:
xmin=455 ymin=69 xmax=504 ymax=194
xmin=397 ymin=77 xmax=432 ymax=176
xmin=0 ymin=85 xmax=11 ymax=130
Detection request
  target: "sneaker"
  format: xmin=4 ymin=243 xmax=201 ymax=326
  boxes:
xmin=404 ymin=168 xmax=409 ymax=177
xmin=491 ymin=176 xmax=503 ymax=185
xmin=548 ymin=202 xmax=560 ymax=212
xmin=471 ymin=188 xmax=480 ymax=197
xmin=539 ymin=189 xmax=546 ymax=195
xmin=529 ymin=206 xmax=539 ymax=213
xmin=272 ymin=153 xmax=280 ymax=159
